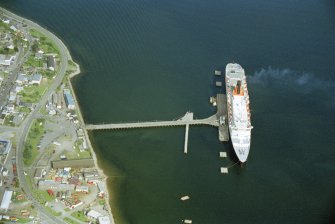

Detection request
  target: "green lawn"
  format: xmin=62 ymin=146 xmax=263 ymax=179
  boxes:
xmin=45 ymin=206 xmax=62 ymax=216
xmin=24 ymin=55 xmax=43 ymax=67
xmin=19 ymin=81 xmax=50 ymax=103
xmin=3 ymin=115 xmax=15 ymax=126
xmin=62 ymin=139 xmax=91 ymax=160
xmin=32 ymin=190 xmax=55 ymax=204
xmin=23 ymin=118 xmax=45 ymax=166
xmin=17 ymin=218 xmax=32 ymax=223
xmin=30 ymin=29 xmax=45 ymax=38
xmin=30 ymin=28 xmax=59 ymax=54
xmin=71 ymin=210 xmax=89 ymax=222
xmin=18 ymin=106 xmax=31 ymax=114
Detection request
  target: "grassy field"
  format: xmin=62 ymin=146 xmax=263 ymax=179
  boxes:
xmin=17 ymin=218 xmax=32 ymax=223
xmin=62 ymin=139 xmax=91 ymax=159
xmin=45 ymin=206 xmax=62 ymax=217
xmin=32 ymin=189 xmax=55 ymax=204
xmin=71 ymin=210 xmax=89 ymax=222
xmin=24 ymin=55 xmax=43 ymax=67
xmin=30 ymin=28 xmax=59 ymax=54
xmin=19 ymin=80 xmax=50 ymax=103
xmin=23 ymin=118 xmax=45 ymax=166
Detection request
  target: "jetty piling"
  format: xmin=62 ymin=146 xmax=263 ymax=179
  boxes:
xmin=184 ymin=124 xmax=189 ymax=154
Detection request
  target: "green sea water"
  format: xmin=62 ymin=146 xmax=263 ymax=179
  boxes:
xmin=1 ymin=0 xmax=335 ymax=223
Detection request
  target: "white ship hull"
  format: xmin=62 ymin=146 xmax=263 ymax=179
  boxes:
xmin=225 ymin=63 xmax=252 ymax=163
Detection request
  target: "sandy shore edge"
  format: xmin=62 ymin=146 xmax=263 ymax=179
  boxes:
xmin=1 ymin=7 xmax=115 ymax=223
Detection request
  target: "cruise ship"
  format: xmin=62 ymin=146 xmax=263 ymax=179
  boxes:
xmin=225 ymin=63 xmax=253 ymax=163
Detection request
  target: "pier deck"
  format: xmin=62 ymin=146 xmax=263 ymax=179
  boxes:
xmin=216 ymin=94 xmax=229 ymax=142
xmin=85 ymin=112 xmax=218 ymax=130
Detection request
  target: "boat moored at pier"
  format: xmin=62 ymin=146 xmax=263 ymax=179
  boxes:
xmin=225 ymin=63 xmax=253 ymax=163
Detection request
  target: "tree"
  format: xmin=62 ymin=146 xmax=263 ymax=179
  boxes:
xmin=31 ymin=40 xmax=39 ymax=53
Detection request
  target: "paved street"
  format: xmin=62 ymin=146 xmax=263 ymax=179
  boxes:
xmin=2 ymin=8 xmax=71 ymax=224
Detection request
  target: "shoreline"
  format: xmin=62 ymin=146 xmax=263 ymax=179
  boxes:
xmin=67 ymin=65 xmax=116 ymax=224
xmin=1 ymin=7 xmax=115 ymax=223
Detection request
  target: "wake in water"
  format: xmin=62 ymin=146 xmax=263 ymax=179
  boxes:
xmin=248 ymin=67 xmax=335 ymax=94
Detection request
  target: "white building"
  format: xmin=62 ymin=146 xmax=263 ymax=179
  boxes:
xmin=63 ymin=89 xmax=75 ymax=110
xmin=2 ymin=19 xmax=10 ymax=24
xmin=99 ymin=216 xmax=111 ymax=224
xmin=16 ymin=74 xmax=28 ymax=85
xmin=0 ymin=54 xmax=15 ymax=66
xmin=30 ymin=74 xmax=42 ymax=85
xmin=75 ymin=185 xmax=89 ymax=193
xmin=0 ymin=190 xmax=13 ymax=211
xmin=10 ymin=25 xmax=17 ymax=32
xmin=8 ymin=91 xmax=16 ymax=102
xmin=97 ymin=181 xmax=106 ymax=198
xmin=87 ymin=210 xmax=102 ymax=220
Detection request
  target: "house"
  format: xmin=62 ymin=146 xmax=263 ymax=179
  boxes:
xmin=35 ymin=50 xmax=44 ymax=60
xmin=98 ymin=216 xmax=111 ymax=224
xmin=0 ymin=54 xmax=15 ymax=66
xmin=34 ymin=168 xmax=44 ymax=180
xmin=97 ymin=181 xmax=106 ymax=198
xmin=60 ymin=198 xmax=83 ymax=209
xmin=83 ymin=171 xmax=99 ymax=181
xmin=75 ymin=185 xmax=89 ymax=193
xmin=68 ymin=177 xmax=81 ymax=186
xmin=18 ymin=102 xmax=33 ymax=109
xmin=63 ymin=89 xmax=75 ymax=110
xmin=30 ymin=74 xmax=42 ymax=85
xmin=15 ymin=86 xmax=24 ymax=93
xmin=87 ymin=210 xmax=102 ymax=220
xmin=76 ymin=129 xmax=84 ymax=137
xmin=52 ymin=93 xmax=58 ymax=106
xmin=47 ymin=55 xmax=55 ymax=71
xmin=16 ymin=74 xmax=28 ymax=85
xmin=2 ymin=168 xmax=8 ymax=176
xmin=6 ymin=44 xmax=14 ymax=50
xmin=6 ymin=104 xmax=15 ymax=113
xmin=0 ymin=140 xmax=12 ymax=155
xmin=0 ymin=190 xmax=13 ymax=211
xmin=10 ymin=25 xmax=17 ymax=32
xmin=0 ymin=114 xmax=6 ymax=125
xmin=8 ymin=91 xmax=16 ymax=102
xmin=2 ymin=19 xmax=10 ymax=24
xmin=38 ymin=180 xmax=75 ymax=191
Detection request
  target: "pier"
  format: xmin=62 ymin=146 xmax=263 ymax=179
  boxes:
xmin=85 ymin=112 xmax=218 ymax=130
xmin=86 ymin=94 xmax=229 ymax=153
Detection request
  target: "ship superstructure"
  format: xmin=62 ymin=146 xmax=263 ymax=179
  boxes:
xmin=225 ymin=63 xmax=253 ymax=163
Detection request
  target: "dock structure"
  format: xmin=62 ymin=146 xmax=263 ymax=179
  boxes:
xmin=216 ymin=94 xmax=229 ymax=141
xmin=214 ymin=70 xmax=222 ymax=76
xmin=184 ymin=124 xmax=189 ymax=154
xmin=86 ymin=112 xmax=218 ymax=130
xmin=86 ymin=94 xmax=229 ymax=153
xmin=220 ymin=167 xmax=228 ymax=174
xmin=215 ymin=81 xmax=222 ymax=87
xmin=220 ymin=152 xmax=227 ymax=158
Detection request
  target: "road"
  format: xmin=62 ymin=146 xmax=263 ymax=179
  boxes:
xmin=1 ymin=7 xmax=71 ymax=224
xmin=0 ymin=43 xmax=28 ymax=109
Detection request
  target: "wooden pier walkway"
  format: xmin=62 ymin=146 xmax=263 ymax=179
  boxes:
xmin=85 ymin=94 xmax=229 ymax=154
xmin=85 ymin=112 xmax=218 ymax=130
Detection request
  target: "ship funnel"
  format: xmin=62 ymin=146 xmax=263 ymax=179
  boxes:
xmin=236 ymin=81 xmax=241 ymax=94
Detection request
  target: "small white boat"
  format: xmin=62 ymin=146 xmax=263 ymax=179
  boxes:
xmin=184 ymin=220 xmax=192 ymax=224
xmin=180 ymin=196 xmax=190 ymax=201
